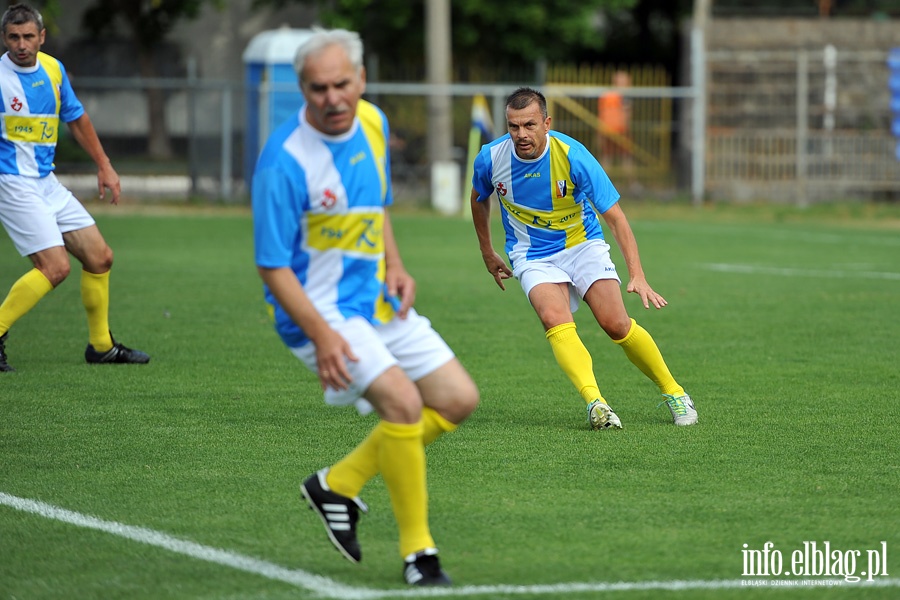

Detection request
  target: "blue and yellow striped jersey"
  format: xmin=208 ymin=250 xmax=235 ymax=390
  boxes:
xmin=471 ymin=131 xmax=620 ymax=269
xmin=252 ymin=100 xmax=395 ymax=348
xmin=0 ymin=52 xmax=84 ymax=177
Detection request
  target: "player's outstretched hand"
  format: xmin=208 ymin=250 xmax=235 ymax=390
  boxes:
xmin=98 ymin=162 xmax=121 ymax=205
xmin=315 ymin=327 xmax=359 ymax=391
xmin=482 ymin=251 xmax=512 ymax=290
xmin=626 ymin=276 xmax=668 ymax=309
xmin=386 ymin=265 xmax=416 ymax=319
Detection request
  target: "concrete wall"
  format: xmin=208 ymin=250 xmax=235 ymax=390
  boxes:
xmin=707 ymin=17 xmax=900 ymax=51
xmin=702 ymin=17 xmax=900 ymax=202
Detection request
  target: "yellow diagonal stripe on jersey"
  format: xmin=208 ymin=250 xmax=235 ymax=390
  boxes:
xmin=549 ymin=136 xmax=588 ymax=247
xmin=357 ymin=102 xmax=388 ymax=200
xmin=499 ymin=196 xmax=582 ymax=231
xmin=37 ymin=52 xmax=63 ymax=111
xmin=306 ymin=212 xmax=384 ymax=256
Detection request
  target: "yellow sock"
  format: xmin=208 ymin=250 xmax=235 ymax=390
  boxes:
xmin=327 ymin=407 xmax=456 ymax=499
xmin=326 ymin=426 xmax=382 ymax=499
xmin=379 ymin=419 xmax=434 ymax=558
xmin=546 ymin=322 xmax=604 ymax=404
xmin=614 ymin=319 xmax=684 ymax=396
xmin=0 ymin=269 xmax=54 ymax=333
xmin=422 ymin=406 xmax=458 ymax=443
xmin=81 ymin=270 xmax=113 ymax=351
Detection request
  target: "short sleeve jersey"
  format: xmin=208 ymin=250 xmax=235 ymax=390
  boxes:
xmin=471 ymin=131 xmax=620 ymax=269
xmin=252 ymin=100 xmax=396 ymax=348
xmin=0 ymin=52 xmax=85 ymax=177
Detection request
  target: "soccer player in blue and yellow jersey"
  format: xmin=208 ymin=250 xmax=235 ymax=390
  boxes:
xmin=0 ymin=3 xmax=148 ymax=372
xmin=470 ymin=87 xmax=696 ymax=429
xmin=251 ymin=28 xmax=478 ymax=586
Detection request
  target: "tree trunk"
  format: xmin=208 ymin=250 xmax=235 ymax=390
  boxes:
xmin=137 ymin=47 xmax=174 ymax=160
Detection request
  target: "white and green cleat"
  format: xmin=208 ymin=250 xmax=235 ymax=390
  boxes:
xmin=660 ymin=393 xmax=698 ymax=426
xmin=587 ymin=399 xmax=623 ymax=430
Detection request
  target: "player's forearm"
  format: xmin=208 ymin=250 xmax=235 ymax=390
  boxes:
xmin=470 ymin=194 xmax=494 ymax=254
xmin=612 ymin=225 xmax=646 ymax=280
xmin=67 ymin=113 xmax=113 ymax=169
xmin=604 ymin=213 xmax=644 ymax=280
xmin=601 ymin=204 xmax=645 ymax=279
xmin=258 ymin=266 xmax=332 ymax=343
xmin=382 ymin=212 xmax=406 ymax=272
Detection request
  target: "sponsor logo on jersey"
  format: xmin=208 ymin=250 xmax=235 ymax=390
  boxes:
xmin=307 ymin=212 xmax=384 ymax=256
xmin=321 ymin=188 xmax=338 ymax=210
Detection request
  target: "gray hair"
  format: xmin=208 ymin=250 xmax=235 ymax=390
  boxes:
xmin=294 ymin=27 xmax=363 ymax=81
xmin=1 ymin=3 xmax=43 ymax=35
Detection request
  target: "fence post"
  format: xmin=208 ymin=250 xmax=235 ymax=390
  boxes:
xmin=796 ymin=50 xmax=809 ymax=207
xmin=220 ymin=85 xmax=233 ymax=200
xmin=187 ymin=57 xmax=199 ymax=197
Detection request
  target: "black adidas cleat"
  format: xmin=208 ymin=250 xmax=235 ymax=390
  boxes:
xmin=85 ymin=334 xmax=150 ymax=365
xmin=403 ymin=548 xmax=452 ymax=586
xmin=300 ymin=468 xmax=368 ymax=563
xmin=0 ymin=332 xmax=14 ymax=372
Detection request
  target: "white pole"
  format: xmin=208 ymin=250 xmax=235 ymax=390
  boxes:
xmin=690 ymin=26 xmax=706 ymax=205
xmin=823 ymin=44 xmax=837 ymax=132
xmin=691 ymin=0 xmax=710 ymax=205
xmin=425 ymin=0 xmax=458 ymax=214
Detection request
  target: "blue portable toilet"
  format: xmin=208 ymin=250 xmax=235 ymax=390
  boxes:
xmin=243 ymin=26 xmax=313 ymax=186
xmin=890 ymin=48 xmax=900 ymax=162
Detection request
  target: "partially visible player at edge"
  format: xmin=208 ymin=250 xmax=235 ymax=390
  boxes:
xmin=0 ymin=2 xmax=149 ymax=372
xmin=251 ymin=28 xmax=478 ymax=586
xmin=469 ymin=86 xmax=697 ymax=429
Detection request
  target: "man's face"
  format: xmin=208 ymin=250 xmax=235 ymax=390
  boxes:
xmin=506 ymin=101 xmax=551 ymax=160
xmin=3 ymin=22 xmax=44 ymax=68
xmin=300 ymin=43 xmax=365 ymax=136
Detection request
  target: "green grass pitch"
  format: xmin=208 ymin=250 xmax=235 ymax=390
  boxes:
xmin=0 ymin=202 xmax=898 ymax=599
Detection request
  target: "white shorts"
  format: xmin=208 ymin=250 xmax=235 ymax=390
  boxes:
xmin=290 ymin=308 xmax=455 ymax=415
xmin=0 ymin=173 xmax=94 ymax=257
xmin=514 ymin=239 xmax=621 ymax=313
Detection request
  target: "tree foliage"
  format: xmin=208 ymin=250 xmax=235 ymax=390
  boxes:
xmin=80 ymin=0 xmax=225 ymax=49
xmin=254 ymin=0 xmax=637 ymax=67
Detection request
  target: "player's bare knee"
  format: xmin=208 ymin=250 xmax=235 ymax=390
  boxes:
xmin=374 ymin=393 xmax=423 ymax=425
xmin=100 ymin=249 xmax=113 ymax=271
xmin=537 ymin=308 xmax=570 ymax=330
xmin=40 ymin=261 xmax=70 ymax=287
xmin=441 ymin=378 xmax=480 ymax=424
xmin=456 ymin=381 xmax=479 ymax=420
xmin=601 ymin=315 xmax=632 ymax=340
xmin=88 ymin=246 xmax=114 ymax=272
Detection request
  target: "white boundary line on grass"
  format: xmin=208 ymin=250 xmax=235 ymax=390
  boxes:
xmin=2 ymin=492 xmax=898 ymax=599
xmin=700 ymin=263 xmax=900 ymax=281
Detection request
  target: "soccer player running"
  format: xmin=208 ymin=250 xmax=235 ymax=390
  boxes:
xmin=0 ymin=3 xmax=149 ymax=372
xmin=470 ymin=87 xmax=696 ymax=429
xmin=251 ymin=28 xmax=478 ymax=586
